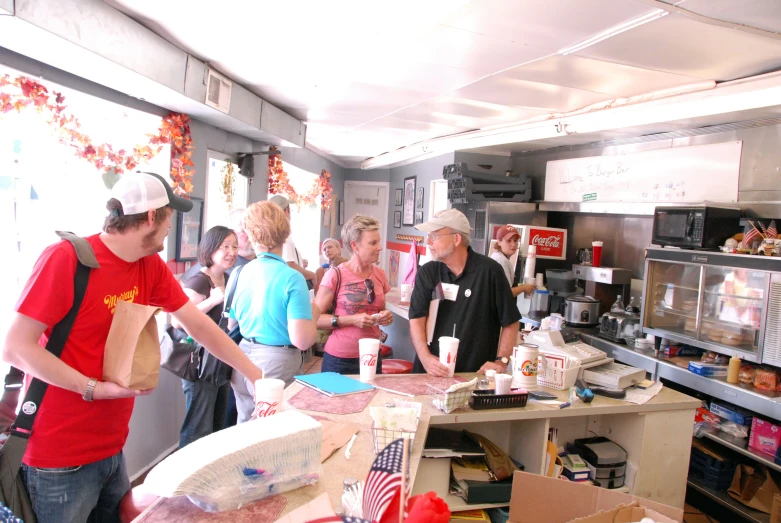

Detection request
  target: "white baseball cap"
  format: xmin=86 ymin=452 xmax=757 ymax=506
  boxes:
xmin=414 ymin=209 xmax=472 ymax=235
xmin=110 ymin=172 xmax=193 ymax=216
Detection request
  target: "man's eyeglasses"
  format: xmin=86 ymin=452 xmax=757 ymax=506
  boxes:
xmin=427 ymin=231 xmax=458 ymax=242
xmin=364 ymin=279 xmax=376 ymax=304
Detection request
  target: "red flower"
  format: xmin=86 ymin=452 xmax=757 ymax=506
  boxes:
xmin=404 ymin=492 xmax=450 ymax=523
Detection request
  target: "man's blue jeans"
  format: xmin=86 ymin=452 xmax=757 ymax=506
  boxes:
xmin=179 ymin=379 xmax=230 ymax=448
xmin=22 ymin=451 xmax=129 ymax=523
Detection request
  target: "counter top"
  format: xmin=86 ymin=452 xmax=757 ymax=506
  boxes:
xmin=578 ymin=331 xmax=781 ymax=421
xmin=279 ymin=372 xmax=699 ymax=516
xmin=385 ymin=288 xmax=409 ymax=320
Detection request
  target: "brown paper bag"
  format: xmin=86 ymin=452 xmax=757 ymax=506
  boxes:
xmin=771 ymin=493 xmax=781 ymax=523
xmin=103 ymin=300 xmax=162 ymax=389
xmin=728 ymin=464 xmax=781 ymax=514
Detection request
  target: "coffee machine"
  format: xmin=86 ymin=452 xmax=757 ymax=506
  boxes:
xmin=546 ymin=269 xmax=576 ymax=315
xmin=572 ymin=265 xmax=632 ymax=316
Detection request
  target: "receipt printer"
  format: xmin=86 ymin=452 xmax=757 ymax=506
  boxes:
xmin=572 ymin=437 xmax=627 ymax=489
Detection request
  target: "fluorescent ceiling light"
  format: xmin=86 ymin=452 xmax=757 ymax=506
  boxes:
xmin=360 ymin=71 xmax=781 ymax=170
xmin=558 ymin=9 xmax=668 ymax=56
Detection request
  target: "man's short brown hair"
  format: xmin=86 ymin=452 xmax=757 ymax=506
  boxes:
xmin=103 ymin=198 xmax=170 ymax=234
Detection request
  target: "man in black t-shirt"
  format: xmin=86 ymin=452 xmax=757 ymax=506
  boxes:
xmin=408 ymin=209 xmax=521 ymax=375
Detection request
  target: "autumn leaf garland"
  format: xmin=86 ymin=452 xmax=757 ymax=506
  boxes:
xmin=268 ymin=145 xmax=334 ymax=209
xmin=0 ymin=74 xmax=194 ymax=196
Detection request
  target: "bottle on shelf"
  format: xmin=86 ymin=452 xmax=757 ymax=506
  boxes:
xmin=727 ymin=354 xmax=741 ymax=384
xmin=611 ymin=295 xmax=626 ymax=313
xmin=625 ymin=297 xmax=640 ymax=314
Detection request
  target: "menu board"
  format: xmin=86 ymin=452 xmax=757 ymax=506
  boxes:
xmin=544 ymin=141 xmax=742 ymax=203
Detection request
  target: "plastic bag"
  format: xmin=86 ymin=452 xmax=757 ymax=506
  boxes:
xmin=754 ymin=368 xmax=779 ymax=391
xmin=702 ymin=351 xmax=728 ymax=364
xmin=739 ymin=364 xmax=757 ymax=384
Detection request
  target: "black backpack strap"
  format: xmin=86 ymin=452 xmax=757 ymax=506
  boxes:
xmin=9 ymin=234 xmax=95 ymax=438
xmin=220 ymin=263 xmax=245 ymax=331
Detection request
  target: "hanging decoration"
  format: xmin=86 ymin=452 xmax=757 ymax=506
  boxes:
xmin=0 ymin=74 xmax=195 ymax=195
xmin=221 ymin=161 xmax=235 ymax=209
xmin=268 ymin=145 xmax=334 ymax=208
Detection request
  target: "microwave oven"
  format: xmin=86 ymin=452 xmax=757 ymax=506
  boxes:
xmin=652 ymin=206 xmax=740 ymax=249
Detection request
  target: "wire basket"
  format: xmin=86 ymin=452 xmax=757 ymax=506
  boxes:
xmin=371 ymin=423 xmax=415 ymax=454
xmin=427 ymin=383 xmax=474 ymax=413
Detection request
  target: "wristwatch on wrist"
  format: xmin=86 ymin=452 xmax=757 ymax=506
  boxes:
xmin=331 ymin=315 xmax=339 ymax=328
xmin=83 ymin=377 xmax=98 ymax=402
xmin=495 ymin=356 xmax=509 ymax=365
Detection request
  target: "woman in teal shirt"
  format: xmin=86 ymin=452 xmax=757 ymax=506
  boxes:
xmin=227 ymin=201 xmax=321 ymax=423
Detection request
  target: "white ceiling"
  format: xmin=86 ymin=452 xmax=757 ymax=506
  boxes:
xmin=105 ymin=0 xmax=781 ymax=167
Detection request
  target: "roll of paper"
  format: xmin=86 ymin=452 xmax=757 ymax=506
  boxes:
xmin=523 ymin=245 xmax=537 ymax=281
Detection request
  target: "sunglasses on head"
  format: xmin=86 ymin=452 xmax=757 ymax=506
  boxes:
xmin=364 ymin=279 xmax=375 ymax=304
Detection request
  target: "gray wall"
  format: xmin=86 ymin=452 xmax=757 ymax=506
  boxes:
xmin=511 ymin=122 xmax=781 ymax=279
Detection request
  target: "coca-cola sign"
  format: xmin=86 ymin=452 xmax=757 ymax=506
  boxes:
xmin=253 ymin=401 xmax=279 ymax=418
xmin=360 ymin=353 xmax=377 ymax=366
xmin=527 ymin=227 xmax=567 ymax=259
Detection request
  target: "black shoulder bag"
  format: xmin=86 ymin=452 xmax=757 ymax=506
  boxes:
xmin=197 ymin=263 xmax=247 ymax=386
xmin=0 ymin=231 xmax=98 ymax=522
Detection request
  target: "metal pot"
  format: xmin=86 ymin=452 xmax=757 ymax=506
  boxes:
xmin=563 ymin=295 xmax=601 ymax=326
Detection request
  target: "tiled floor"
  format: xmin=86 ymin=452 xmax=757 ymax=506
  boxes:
xmin=302 ymin=355 xmax=323 ymax=375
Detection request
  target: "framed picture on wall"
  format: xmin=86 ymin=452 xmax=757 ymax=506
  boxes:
xmin=338 ymin=200 xmax=345 ymax=225
xmin=394 ymin=210 xmax=401 ymax=228
xmin=415 ymin=211 xmax=424 ymax=225
xmin=323 ymin=205 xmax=331 ymax=227
xmin=416 ymin=187 xmax=425 ymax=210
xmin=394 ymin=188 xmax=403 ymax=206
xmin=176 ymin=197 xmax=203 ymax=262
xmin=403 ymin=176 xmax=416 ymax=226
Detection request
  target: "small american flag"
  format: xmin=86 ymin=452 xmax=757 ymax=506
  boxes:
xmin=768 ymin=220 xmax=778 ymax=240
xmin=363 ymin=439 xmax=409 ymax=522
xmin=744 ymin=221 xmax=759 ymax=247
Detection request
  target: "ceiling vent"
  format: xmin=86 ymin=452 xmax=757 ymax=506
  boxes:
xmin=205 ymin=68 xmax=232 ymax=113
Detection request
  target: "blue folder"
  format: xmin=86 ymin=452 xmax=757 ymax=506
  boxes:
xmin=294 ymin=372 xmax=375 ymax=397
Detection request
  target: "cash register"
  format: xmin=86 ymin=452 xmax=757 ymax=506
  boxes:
xmin=526 ymin=329 xmax=613 ymax=369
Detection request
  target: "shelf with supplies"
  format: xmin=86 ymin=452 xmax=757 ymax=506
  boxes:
xmin=703 ymin=290 xmax=765 ymax=301
xmin=702 ymin=430 xmax=781 ymax=475
xmin=687 ymin=477 xmax=769 ymax=523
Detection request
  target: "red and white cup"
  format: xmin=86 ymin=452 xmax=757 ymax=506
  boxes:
xmin=438 ymin=336 xmax=460 ymax=377
xmin=359 ymin=339 xmax=380 ymax=382
xmin=592 ymin=241 xmax=603 ymax=268
xmin=253 ymin=378 xmax=284 ymax=418
xmin=400 ymin=284 xmax=413 ymax=304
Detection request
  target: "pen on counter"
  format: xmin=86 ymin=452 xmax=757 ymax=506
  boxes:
xmin=558 ymin=402 xmax=571 ymax=409
xmin=374 ymin=385 xmax=415 ymax=397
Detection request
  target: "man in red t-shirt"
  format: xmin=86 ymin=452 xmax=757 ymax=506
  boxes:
xmin=1 ymin=172 xmax=265 ymax=523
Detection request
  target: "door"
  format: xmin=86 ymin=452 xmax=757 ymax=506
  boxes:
xmin=344 ymin=181 xmax=390 ymax=271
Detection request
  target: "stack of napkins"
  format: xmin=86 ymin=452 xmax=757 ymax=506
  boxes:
xmin=144 ymin=411 xmax=322 ymax=512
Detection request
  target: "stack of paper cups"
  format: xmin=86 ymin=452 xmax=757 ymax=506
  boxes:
xmin=495 ymin=374 xmax=512 ymax=395
xmin=535 ymin=273 xmax=544 ymax=288
xmin=253 ymin=378 xmax=285 ymax=418
xmin=523 ymin=245 xmax=537 ymax=281
xmin=438 ymin=336 xmax=460 ymax=377
xmin=358 ymin=339 xmax=380 ymax=382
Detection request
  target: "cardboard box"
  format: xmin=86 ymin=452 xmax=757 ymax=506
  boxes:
xmin=749 ymin=418 xmax=781 ymax=457
xmin=688 ymin=362 xmax=728 ymax=377
xmin=507 ymin=471 xmax=683 ymax=523
xmin=710 ymin=401 xmax=754 ymax=427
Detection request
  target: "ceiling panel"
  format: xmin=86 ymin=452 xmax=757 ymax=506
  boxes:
xmin=501 ymin=54 xmax=706 ymax=97
xmin=105 ymin=0 xmax=781 ymax=165
xmin=670 ymin=0 xmax=781 ymax=34
xmin=440 ymin=0 xmax=659 ymax=51
xmin=413 ymin=25 xmax=552 ymax=76
xmin=450 ymin=76 xmax=613 ymax=113
xmin=576 ymin=13 xmax=781 ymax=81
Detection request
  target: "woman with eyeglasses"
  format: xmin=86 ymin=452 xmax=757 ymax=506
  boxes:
xmin=315 ymin=215 xmax=393 ymax=375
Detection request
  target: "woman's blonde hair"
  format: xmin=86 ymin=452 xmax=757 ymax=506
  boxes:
xmin=342 ymin=215 xmax=380 ymax=253
xmin=321 ymin=238 xmax=340 ymax=251
xmin=243 ymin=201 xmax=290 ymax=250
